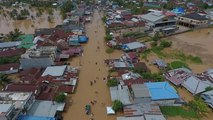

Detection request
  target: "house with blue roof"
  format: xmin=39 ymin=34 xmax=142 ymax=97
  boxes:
xmin=131 ymin=82 xmax=180 ymax=106
xmin=18 ymin=115 xmax=55 ymax=120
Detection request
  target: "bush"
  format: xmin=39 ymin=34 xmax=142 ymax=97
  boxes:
xmin=160 ymin=40 xmax=172 ymax=48
xmin=106 ymin=48 xmax=114 ymax=54
xmin=188 ymin=97 xmax=209 ymax=116
xmin=187 ymin=55 xmax=202 ymax=64
xmin=107 ymin=78 xmax=119 ymax=87
xmin=55 ymin=93 xmax=66 ymax=103
xmin=150 ymin=41 xmax=157 ymax=47
xmin=112 ymin=100 xmax=123 ymax=112
xmin=104 ymin=34 xmax=112 ymax=41
xmin=169 ymin=61 xmax=188 ymax=69
xmin=142 ymin=72 xmax=164 ymax=82
xmin=0 ymin=56 xmax=20 ymax=65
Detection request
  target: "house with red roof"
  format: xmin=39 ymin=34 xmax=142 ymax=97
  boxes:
xmin=0 ymin=63 xmax=20 ymax=74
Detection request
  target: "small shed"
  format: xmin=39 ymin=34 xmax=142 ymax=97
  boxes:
xmin=106 ymin=107 xmax=115 ymax=115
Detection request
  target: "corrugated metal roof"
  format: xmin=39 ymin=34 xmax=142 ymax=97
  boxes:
xmin=110 ymin=85 xmax=132 ymax=105
xmin=144 ymin=114 xmax=166 ymax=120
xmin=131 ymin=84 xmax=150 ymax=98
xmin=0 ymin=41 xmax=21 ymax=48
xmin=145 ymin=82 xmax=179 ymax=100
xmin=42 ymin=65 xmax=67 ymax=77
xmin=117 ymin=116 xmax=145 ymax=120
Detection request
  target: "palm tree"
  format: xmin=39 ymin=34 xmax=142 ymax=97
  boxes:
xmin=4 ymin=28 xmax=23 ymax=41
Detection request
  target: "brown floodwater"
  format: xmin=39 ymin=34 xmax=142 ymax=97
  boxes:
xmin=63 ymin=10 xmax=122 ymax=120
xmin=0 ymin=9 xmax=62 ymax=34
xmin=169 ymin=28 xmax=213 ymax=66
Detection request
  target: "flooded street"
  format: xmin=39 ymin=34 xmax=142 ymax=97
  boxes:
xmin=63 ymin=10 xmax=122 ymax=120
xmin=0 ymin=10 xmax=62 ymax=34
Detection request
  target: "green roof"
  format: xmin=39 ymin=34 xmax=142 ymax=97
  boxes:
xmin=18 ymin=35 xmax=34 ymax=49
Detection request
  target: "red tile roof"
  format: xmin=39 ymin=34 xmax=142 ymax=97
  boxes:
xmin=115 ymin=36 xmax=136 ymax=45
xmin=4 ymin=83 xmax=38 ymax=92
xmin=123 ymin=78 xmax=153 ymax=86
xmin=0 ymin=48 xmax=25 ymax=57
xmin=19 ymin=68 xmax=43 ymax=84
xmin=0 ymin=63 xmax=20 ymax=71
xmin=57 ymin=85 xmax=73 ymax=93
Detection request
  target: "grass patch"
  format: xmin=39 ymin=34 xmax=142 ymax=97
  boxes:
xmin=160 ymin=106 xmax=198 ymax=119
xmin=106 ymin=48 xmax=114 ymax=54
xmin=169 ymin=61 xmax=189 ymax=69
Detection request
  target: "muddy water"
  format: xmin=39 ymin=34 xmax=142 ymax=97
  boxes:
xmin=63 ymin=10 xmax=122 ymax=120
xmin=170 ymin=28 xmax=213 ymax=65
xmin=0 ymin=10 xmax=62 ymax=34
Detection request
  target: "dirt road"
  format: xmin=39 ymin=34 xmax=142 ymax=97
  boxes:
xmin=63 ymin=10 xmax=122 ymax=120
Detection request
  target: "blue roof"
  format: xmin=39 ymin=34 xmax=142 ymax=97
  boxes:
xmin=145 ymin=82 xmax=179 ymax=100
xmin=18 ymin=115 xmax=55 ymax=120
xmin=78 ymin=36 xmax=88 ymax=43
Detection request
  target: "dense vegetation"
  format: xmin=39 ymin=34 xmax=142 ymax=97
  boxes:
xmin=107 ymin=78 xmax=119 ymax=87
xmin=112 ymin=100 xmax=123 ymax=112
xmin=0 ymin=56 xmax=20 ymax=65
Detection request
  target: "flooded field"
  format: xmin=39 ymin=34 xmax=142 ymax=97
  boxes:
xmin=63 ymin=10 xmax=122 ymax=120
xmin=169 ymin=28 xmax=213 ymax=71
xmin=0 ymin=8 xmax=62 ymax=34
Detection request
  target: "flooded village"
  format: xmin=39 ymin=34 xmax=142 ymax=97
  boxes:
xmin=1 ymin=0 xmax=213 ymax=120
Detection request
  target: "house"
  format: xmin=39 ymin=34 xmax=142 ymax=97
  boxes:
xmin=20 ymin=46 xmax=57 ymax=69
xmin=18 ymin=67 xmax=43 ymax=84
xmin=35 ymin=28 xmax=55 ymax=36
xmin=121 ymin=52 xmax=139 ymax=63
xmin=0 ymin=63 xmax=20 ymax=74
xmin=164 ymin=68 xmax=213 ymax=95
xmin=110 ymin=85 xmax=132 ymax=105
xmin=121 ymin=42 xmax=146 ymax=52
xmin=145 ymin=82 xmax=179 ymax=105
xmin=140 ymin=10 xmax=176 ymax=29
xmin=123 ymin=103 xmax=163 ymax=117
xmin=25 ymin=100 xmax=65 ymax=118
xmin=0 ymin=92 xmax=35 ymax=120
xmin=177 ymin=12 xmax=209 ymax=28
xmin=0 ymin=48 xmax=26 ymax=57
xmin=62 ymin=47 xmax=83 ymax=57
xmin=201 ymin=90 xmax=213 ymax=109
xmin=18 ymin=35 xmax=34 ymax=49
xmin=133 ymin=62 xmax=150 ymax=72
xmin=152 ymin=59 xmax=167 ymax=69
xmin=0 ymin=41 xmax=21 ymax=49
xmin=18 ymin=115 xmax=55 ymax=120
xmin=117 ymin=116 xmax=145 ymax=120
xmin=131 ymin=84 xmax=151 ymax=103
xmin=164 ymin=68 xmax=192 ymax=86
xmin=38 ymin=65 xmax=79 ymax=93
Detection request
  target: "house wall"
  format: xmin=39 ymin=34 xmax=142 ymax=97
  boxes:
xmin=152 ymin=99 xmax=176 ymax=106
xmin=0 ymin=69 xmax=18 ymax=74
xmin=177 ymin=16 xmax=208 ymax=26
xmin=134 ymin=97 xmax=151 ymax=104
xmin=20 ymin=58 xmax=55 ymax=69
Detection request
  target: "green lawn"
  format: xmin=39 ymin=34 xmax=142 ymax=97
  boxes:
xmin=170 ymin=61 xmax=189 ymax=69
xmin=160 ymin=106 xmax=198 ymax=119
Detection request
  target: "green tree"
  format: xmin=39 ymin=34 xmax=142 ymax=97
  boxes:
xmin=112 ymin=100 xmax=123 ymax=112
xmin=205 ymin=86 xmax=213 ymax=92
xmin=107 ymin=78 xmax=119 ymax=87
xmin=0 ymin=74 xmax=11 ymax=84
xmin=4 ymin=28 xmax=23 ymax=41
xmin=160 ymin=40 xmax=172 ymax=48
xmin=55 ymin=93 xmax=66 ymax=103
xmin=152 ymin=32 xmax=160 ymax=41
xmin=60 ymin=0 xmax=73 ymax=19
xmin=188 ymin=97 xmax=209 ymax=116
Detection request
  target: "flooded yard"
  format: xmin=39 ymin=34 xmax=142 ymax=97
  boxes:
xmin=0 ymin=8 xmax=62 ymax=34
xmin=169 ymin=28 xmax=213 ymax=67
xmin=63 ymin=10 xmax=122 ymax=120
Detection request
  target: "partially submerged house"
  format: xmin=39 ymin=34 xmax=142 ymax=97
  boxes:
xmin=131 ymin=82 xmax=180 ymax=106
xmin=201 ymin=90 xmax=213 ymax=109
xmin=0 ymin=92 xmax=35 ymax=120
xmin=20 ymin=46 xmax=57 ymax=69
xmin=152 ymin=59 xmax=167 ymax=69
xmin=140 ymin=10 xmax=176 ymax=29
xmin=177 ymin=12 xmax=209 ymax=28
xmin=121 ymin=42 xmax=146 ymax=52
xmin=164 ymin=68 xmax=213 ymax=95
xmin=0 ymin=63 xmax=20 ymax=74
xmin=110 ymin=85 xmax=132 ymax=105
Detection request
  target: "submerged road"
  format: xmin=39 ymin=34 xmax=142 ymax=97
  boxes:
xmin=63 ymin=10 xmax=122 ymax=120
